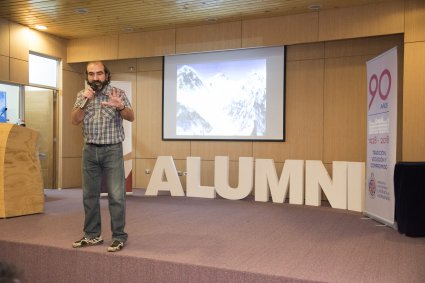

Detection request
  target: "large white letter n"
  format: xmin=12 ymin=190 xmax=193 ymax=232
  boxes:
xmin=305 ymin=160 xmax=347 ymax=209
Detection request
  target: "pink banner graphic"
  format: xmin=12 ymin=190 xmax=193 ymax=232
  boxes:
xmin=364 ymin=47 xmax=398 ymax=226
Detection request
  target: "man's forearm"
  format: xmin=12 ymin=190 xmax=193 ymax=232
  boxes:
xmin=119 ymin=107 xmax=134 ymax=122
xmin=71 ymin=107 xmax=85 ymax=125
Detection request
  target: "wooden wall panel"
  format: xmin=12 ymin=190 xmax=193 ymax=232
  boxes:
xmin=63 ymin=62 xmax=85 ymax=75
xmin=25 ymin=88 xmax=54 ymax=189
xmin=67 ymin=35 xmax=119 ymax=63
xmin=191 ymin=141 xmax=252 ymax=161
xmin=136 ymin=70 xmax=190 ymax=159
xmin=0 ymin=55 xmax=8 ymax=81
xmin=104 ymin=59 xmax=138 ymax=74
xmin=253 ymin=58 xmax=324 ymax=161
xmin=9 ymin=58 xmax=28 ymax=85
xmin=402 ymin=42 xmax=425 ymax=161
xmin=325 ymin=34 xmax=404 ymax=58
xmin=286 ymin=42 xmax=324 ymax=61
xmin=397 ymin=45 xmax=404 ymax=161
xmin=57 ymin=66 xmax=84 ymax=188
xmin=405 ymin=0 xmax=425 ymax=43
xmin=135 ymin=159 xmax=154 ymax=189
xmin=319 ymin=0 xmax=404 ymax=41
xmin=61 ymin=158 xmax=82 ymax=188
xmin=9 ymin=22 xmax=28 ymax=61
xmin=176 ymin=21 xmax=241 ymax=54
xmin=323 ymin=35 xmax=404 ymax=164
xmin=118 ymin=29 xmax=175 ymax=59
xmin=242 ymin=12 xmax=318 ymax=48
xmin=137 ymin=57 xmax=163 ymax=72
xmin=0 ymin=19 xmax=9 ymax=56
xmin=200 ymin=160 xmax=214 ymax=188
xmin=323 ymin=56 xmax=368 ymax=163
xmin=110 ymin=67 xmax=138 ymax=92
xmin=136 ymin=70 xmax=160 ymax=159
xmin=58 ymin=63 xmax=80 ymax=188
xmin=61 ymin=69 xmax=84 ymax=158
xmin=27 ymin=29 xmax=67 ymax=60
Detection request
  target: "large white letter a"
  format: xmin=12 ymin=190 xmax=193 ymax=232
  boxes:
xmin=145 ymin=156 xmax=185 ymax=196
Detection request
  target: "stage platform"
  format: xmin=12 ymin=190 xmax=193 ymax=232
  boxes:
xmin=1 ymin=189 xmax=424 ymax=283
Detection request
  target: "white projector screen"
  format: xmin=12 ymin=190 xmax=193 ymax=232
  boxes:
xmin=163 ymin=46 xmax=286 ymax=141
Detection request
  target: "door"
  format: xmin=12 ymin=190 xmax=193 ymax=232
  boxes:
xmin=24 ymin=86 xmax=57 ymax=189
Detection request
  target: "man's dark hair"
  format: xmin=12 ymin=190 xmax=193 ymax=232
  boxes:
xmin=85 ymin=61 xmax=111 ymax=84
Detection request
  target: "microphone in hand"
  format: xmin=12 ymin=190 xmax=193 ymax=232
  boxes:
xmin=80 ymin=81 xmax=99 ymax=109
xmin=80 ymin=96 xmax=90 ymax=109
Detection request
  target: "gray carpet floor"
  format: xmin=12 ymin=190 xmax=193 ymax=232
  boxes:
xmin=1 ymin=189 xmax=425 ymax=283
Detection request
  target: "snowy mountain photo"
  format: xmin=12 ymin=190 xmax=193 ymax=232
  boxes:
xmin=176 ymin=60 xmax=267 ymax=136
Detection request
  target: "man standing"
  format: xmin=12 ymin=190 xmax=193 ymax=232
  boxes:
xmin=71 ymin=61 xmax=134 ymax=252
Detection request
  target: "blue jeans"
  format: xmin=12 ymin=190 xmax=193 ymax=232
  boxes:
xmin=82 ymin=143 xmax=128 ymax=243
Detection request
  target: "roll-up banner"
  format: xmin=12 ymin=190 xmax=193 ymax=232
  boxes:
xmin=365 ymin=47 xmax=398 ymax=227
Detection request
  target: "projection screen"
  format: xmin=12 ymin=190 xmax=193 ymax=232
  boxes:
xmin=163 ymin=46 xmax=286 ymax=141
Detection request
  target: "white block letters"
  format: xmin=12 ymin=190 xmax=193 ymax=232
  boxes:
xmin=145 ymin=156 xmax=365 ymax=212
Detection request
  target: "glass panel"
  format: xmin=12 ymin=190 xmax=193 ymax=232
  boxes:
xmin=29 ymin=53 xmax=58 ymax=88
xmin=25 ymin=86 xmax=55 ymax=189
xmin=0 ymin=83 xmax=21 ymax=124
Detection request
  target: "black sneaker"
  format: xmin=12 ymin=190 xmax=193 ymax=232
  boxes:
xmin=107 ymin=240 xmax=124 ymax=252
xmin=72 ymin=236 xmax=103 ymax=248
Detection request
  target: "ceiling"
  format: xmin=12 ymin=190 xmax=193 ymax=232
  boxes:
xmin=0 ymin=0 xmax=394 ymax=40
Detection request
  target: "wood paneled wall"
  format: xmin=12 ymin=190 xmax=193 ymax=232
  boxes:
xmin=403 ymin=0 xmax=425 ymax=161
xmin=63 ymin=0 xmax=424 ymax=188
xmin=122 ymin=34 xmax=402 ymax=189
xmin=67 ymin=1 xmax=406 ymax=62
xmin=2 ymin=0 xmax=425 ymax=189
xmin=318 ymin=1 xmax=404 ymax=41
xmin=0 ymin=21 xmax=29 ymax=85
xmin=60 ymin=68 xmax=85 ymax=188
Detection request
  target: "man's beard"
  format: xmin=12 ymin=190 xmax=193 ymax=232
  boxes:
xmin=89 ymin=80 xmax=109 ymax=91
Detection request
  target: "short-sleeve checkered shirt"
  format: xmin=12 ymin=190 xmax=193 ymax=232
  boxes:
xmin=74 ymin=84 xmax=132 ymax=145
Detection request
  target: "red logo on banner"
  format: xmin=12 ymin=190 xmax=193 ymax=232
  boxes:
xmin=368 ymin=69 xmax=391 ymax=109
xmin=368 ymin=173 xmax=376 ymax=198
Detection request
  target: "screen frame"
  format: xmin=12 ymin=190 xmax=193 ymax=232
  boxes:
xmin=162 ymin=46 xmax=286 ymax=142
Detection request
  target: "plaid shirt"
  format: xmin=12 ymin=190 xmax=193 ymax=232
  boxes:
xmin=74 ymin=84 xmax=131 ymax=145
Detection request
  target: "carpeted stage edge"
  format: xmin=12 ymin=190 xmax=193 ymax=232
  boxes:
xmin=1 ymin=189 xmax=425 ymax=283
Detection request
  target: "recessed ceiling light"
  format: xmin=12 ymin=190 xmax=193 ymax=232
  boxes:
xmin=35 ymin=25 xmax=47 ymax=30
xmin=308 ymin=3 xmax=322 ymax=10
xmin=75 ymin=7 xmax=89 ymax=14
xmin=205 ymin=17 xmax=218 ymax=23
xmin=123 ymin=27 xmax=134 ymax=32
